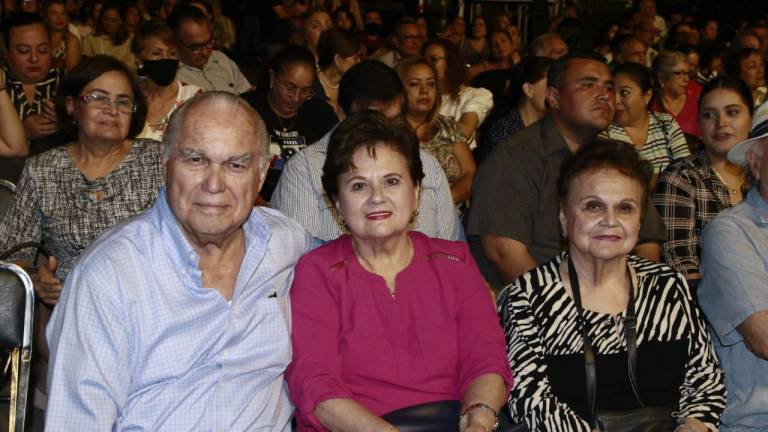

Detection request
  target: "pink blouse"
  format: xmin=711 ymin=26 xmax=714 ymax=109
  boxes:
xmin=286 ymin=232 xmax=513 ymax=431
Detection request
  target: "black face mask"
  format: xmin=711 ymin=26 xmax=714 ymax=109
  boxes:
xmin=364 ymin=22 xmax=383 ymax=37
xmin=139 ymin=58 xmax=179 ymax=86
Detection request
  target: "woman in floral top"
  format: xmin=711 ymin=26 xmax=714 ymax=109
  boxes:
xmin=398 ymin=57 xmax=476 ymax=205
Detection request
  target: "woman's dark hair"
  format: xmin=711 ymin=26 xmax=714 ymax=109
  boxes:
xmin=421 ymin=37 xmax=467 ymax=100
xmin=698 ymin=76 xmax=754 ymax=115
xmin=130 ymin=19 xmax=176 ymax=54
xmin=613 ymin=62 xmax=653 ymax=93
xmin=95 ymin=1 xmax=130 ymax=46
xmin=3 ymin=12 xmax=48 ymax=50
xmin=55 ymin=55 xmax=147 ymax=139
xmin=509 ymin=56 xmax=553 ymax=107
xmin=322 ymin=110 xmax=424 ymax=202
xmin=724 ymin=47 xmax=762 ymax=79
xmin=270 ymin=45 xmax=317 ymax=76
xmin=557 ymin=138 xmax=652 ymax=210
xmin=317 ymin=27 xmax=361 ymax=70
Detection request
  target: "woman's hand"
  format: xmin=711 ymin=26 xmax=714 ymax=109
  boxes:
xmin=33 ymin=255 xmax=63 ymax=306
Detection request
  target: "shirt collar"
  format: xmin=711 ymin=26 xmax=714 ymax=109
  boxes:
xmin=153 ymin=188 xmax=274 ymax=286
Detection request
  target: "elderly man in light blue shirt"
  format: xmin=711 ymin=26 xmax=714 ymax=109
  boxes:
xmin=45 ymin=92 xmax=313 ymax=430
xmin=271 ymin=60 xmax=463 ymax=243
xmin=699 ymin=111 xmax=768 ymax=431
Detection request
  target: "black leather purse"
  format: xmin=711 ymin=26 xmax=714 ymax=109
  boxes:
xmin=381 ymin=400 xmax=528 ymax=432
xmin=567 ymin=258 xmax=676 ymax=432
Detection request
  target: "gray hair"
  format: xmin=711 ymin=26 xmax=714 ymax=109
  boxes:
xmin=652 ymin=50 xmax=687 ymax=78
xmin=162 ymin=91 xmax=269 ymax=161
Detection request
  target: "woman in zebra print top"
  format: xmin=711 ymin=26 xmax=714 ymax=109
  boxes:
xmin=497 ymin=139 xmax=725 ymax=432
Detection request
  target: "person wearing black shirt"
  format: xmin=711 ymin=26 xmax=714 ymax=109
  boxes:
xmin=242 ymin=45 xmax=337 ymax=201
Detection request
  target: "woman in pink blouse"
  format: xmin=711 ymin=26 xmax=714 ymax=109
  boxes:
xmin=286 ymin=111 xmax=512 ymax=432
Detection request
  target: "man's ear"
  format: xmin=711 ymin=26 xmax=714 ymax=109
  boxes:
xmin=522 ymin=82 xmax=534 ymax=100
xmin=747 ymin=147 xmax=763 ymax=182
xmin=545 ymin=86 xmax=559 ymax=110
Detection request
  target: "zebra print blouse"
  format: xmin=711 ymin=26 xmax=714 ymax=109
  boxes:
xmin=497 ymin=252 xmax=725 ymax=432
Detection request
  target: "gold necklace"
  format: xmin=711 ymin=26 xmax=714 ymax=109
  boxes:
xmin=267 ymin=93 xmax=298 ymax=132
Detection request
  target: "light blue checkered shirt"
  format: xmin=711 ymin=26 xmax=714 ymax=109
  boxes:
xmin=45 ymin=189 xmax=313 ymax=431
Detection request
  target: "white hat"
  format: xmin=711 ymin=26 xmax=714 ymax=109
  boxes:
xmin=728 ymin=102 xmax=768 ymax=166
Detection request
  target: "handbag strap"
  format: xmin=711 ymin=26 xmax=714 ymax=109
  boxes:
xmin=567 ymin=257 xmax=642 ymax=431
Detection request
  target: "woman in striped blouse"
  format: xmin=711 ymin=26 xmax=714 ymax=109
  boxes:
xmin=498 ymin=139 xmax=725 ymax=432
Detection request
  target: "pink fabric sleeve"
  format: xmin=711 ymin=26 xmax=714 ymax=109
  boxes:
xmin=286 ymin=254 xmax=354 ymax=430
xmin=454 ymin=242 xmax=514 ymax=396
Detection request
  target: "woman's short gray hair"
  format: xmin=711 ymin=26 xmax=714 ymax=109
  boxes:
xmin=162 ymin=91 xmax=270 ymax=160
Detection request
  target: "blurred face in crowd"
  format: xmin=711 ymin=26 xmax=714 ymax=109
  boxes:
xmin=139 ymin=35 xmax=178 ymax=61
xmin=66 ymin=70 xmax=134 ymax=143
xmin=166 ymin=102 xmax=269 ymax=247
xmin=635 ymin=21 xmax=657 ymax=47
xmin=365 ymin=10 xmax=382 ymax=25
xmin=490 ymin=31 xmax=513 ymax=60
xmin=496 ymin=14 xmax=511 ymax=31
xmin=20 ymin=0 xmax=38 ymax=13
xmin=740 ymin=34 xmax=761 ymax=51
xmin=547 ymin=59 xmax=615 ymax=134
xmin=269 ymin=63 xmax=315 ymax=118
xmin=125 ymin=5 xmax=141 ymax=28
xmin=639 ymin=0 xmax=656 ymax=17
xmin=177 ymin=18 xmax=214 ymax=69
xmin=100 ymin=7 xmax=122 ymax=36
xmin=415 ymin=16 xmax=428 ymax=39
xmin=472 ymin=17 xmax=487 ymax=39
xmin=402 ymin=63 xmax=437 ymax=117
xmin=335 ymin=144 xmax=419 ymax=244
xmin=450 ymin=17 xmax=465 ymax=37
xmin=559 ymin=168 xmax=643 ymax=262
xmin=613 ymin=73 xmax=651 ymax=127
xmin=7 ymin=23 xmax=51 ymax=84
xmin=545 ymin=34 xmax=568 ymax=59
xmin=395 ymin=23 xmax=422 ymax=58
xmin=335 ymin=10 xmax=353 ymax=31
xmin=660 ymin=59 xmax=690 ymax=96
xmin=698 ymin=88 xmax=752 ymax=158
xmin=423 ymin=43 xmax=447 ymax=81
xmin=703 ymin=20 xmax=718 ymax=41
xmin=740 ymin=52 xmax=766 ymax=92
xmin=45 ymin=3 xmax=69 ymax=32
xmin=618 ymin=39 xmax=647 ymax=65
xmin=304 ymin=11 xmax=332 ymax=53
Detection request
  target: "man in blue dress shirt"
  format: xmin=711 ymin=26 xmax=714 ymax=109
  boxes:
xmin=44 ymin=92 xmax=314 ymax=430
xmin=699 ymin=112 xmax=768 ymax=431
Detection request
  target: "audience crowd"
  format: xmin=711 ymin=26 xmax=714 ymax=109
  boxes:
xmin=1 ymin=0 xmax=768 ymax=431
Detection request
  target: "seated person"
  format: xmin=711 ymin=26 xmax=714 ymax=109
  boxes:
xmin=271 ymin=60 xmax=463 ymax=242
xmin=371 ymin=18 xmax=423 ymax=68
xmin=499 ymin=139 xmax=725 ymax=432
xmin=242 ymin=45 xmax=338 ymax=201
xmin=2 ymin=12 xmax=67 ymax=181
xmin=45 ymin=92 xmax=314 ymax=429
xmin=698 ymin=120 xmax=768 ymax=430
xmin=170 ymin=4 xmax=252 ymax=94
xmin=287 ymin=110 xmax=512 ymax=432
xmin=81 ymin=2 xmax=137 ymax=70
xmin=653 ymin=77 xmax=753 ymax=283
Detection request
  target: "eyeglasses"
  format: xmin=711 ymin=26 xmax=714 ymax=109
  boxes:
xmin=275 ymin=79 xmax=314 ymax=99
xmin=179 ymin=38 xmax=215 ymax=53
xmin=77 ymin=94 xmax=136 ymax=114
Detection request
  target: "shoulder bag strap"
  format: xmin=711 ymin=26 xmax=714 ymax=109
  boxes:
xmin=568 ymin=258 xmax=644 ymax=431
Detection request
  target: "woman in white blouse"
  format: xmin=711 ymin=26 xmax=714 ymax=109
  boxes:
xmin=423 ymin=38 xmax=493 ymax=149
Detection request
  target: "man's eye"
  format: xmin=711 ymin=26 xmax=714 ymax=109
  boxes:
xmin=351 ymin=182 xmax=366 ymax=191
